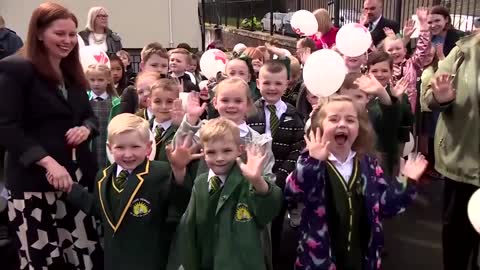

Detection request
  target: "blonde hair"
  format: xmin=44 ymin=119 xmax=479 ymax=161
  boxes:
xmin=85 ymin=6 xmax=108 ymax=31
xmin=199 ymin=118 xmax=241 ymax=146
xmin=150 ymin=78 xmax=180 ymax=97
xmin=310 ymin=95 xmax=375 ymax=157
xmin=141 ymin=42 xmax=168 ymax=62
xmin=214 ymin=77 xmax=256 ymax=117
xmin=85 ymin=64 xmax=118 ymax=97
xmin=169 ymin=48 xmax=192 ymax=64
xmin=108 ymin=113 xmax=150 ymax=143
xmin=313 ymin=9 xmax=333 ymax=34
xmin=135 ymin=71 xmax=162 ymax=86
xmin=379 ymin=35 xmax=403 ymax=51
xmin=116 ymin=50 xmax=131 ymax=62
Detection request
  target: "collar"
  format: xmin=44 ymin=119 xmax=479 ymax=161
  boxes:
xmin=328 ymin=151 xmax=357 ymax=166
xmin=207 ymin=170 xmax=227 ymax=185
xmin=115 ymin=165 xmax=132 ymax=176
xmin=238 ymin=122 xmax=250 ymax=138
xmin=146 ymin=108 xmax=154 ymax=120
xmin=370 ymin=16 xmax=383 ymax=29
xmin=153 ymin=119 xmax=172 ymax=131
xmin=91 ymin=91 xmax=109 ymax=100
xmin=263 ymin=99 xmax=287 ymax=112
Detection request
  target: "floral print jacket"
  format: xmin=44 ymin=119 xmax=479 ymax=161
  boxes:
xmin=285 ymin=152 xmax=416 ymax=270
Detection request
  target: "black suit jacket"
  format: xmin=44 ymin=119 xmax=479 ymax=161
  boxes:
xmin=0 ymin=56 xmax=99 ymax=193
xmin=370 ymin=16 xmax=400 ymax=46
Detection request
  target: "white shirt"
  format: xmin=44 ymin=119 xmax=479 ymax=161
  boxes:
xmin=185 ymin=72 xmax=197 ymax=85
xmin=238 ymin=122 xmax=250 ymax=138
xmin=152 ymin=119 xmax=172 ymax=133
xmin=146 ymin=109 xmax=154 ymax=121
xmin=88 ymin=33 xmax=108 ymax=52
xmin=207 ymin=170 xmax=227 ymax=191
xmin=263 ymin=99 xmax=287 ymax=137
xmin=328 ymin=151 xmax=357 ymax=184
xmin=369 ymin=16 xmax=383 ymax=32
xmin=116 ymin=165 xmax=132 ymax=177
xmin=91 ymin=92 xmax=109 ymax=101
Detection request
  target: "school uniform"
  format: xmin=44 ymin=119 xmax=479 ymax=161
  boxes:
xmin=68 ymin=160 xmax=191 ymax=270
xmin=175 ymin=73 xmax=200 ymax=93
xmin=246 ymin=98 xmax=305 ymax=267
xmin=136 ymin=108 xmax=154 ymax=121
xmin=150 ymin=119 xmax=177 ymax=162
xmin=167 ymin=165 xmax=282 ymax=270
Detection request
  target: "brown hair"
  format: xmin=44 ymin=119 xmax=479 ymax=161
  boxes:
xmin=199 ymin=118 xmax=241 ymax=146
xmin=310 ymin=95 xmax=375 ymax=156
xmin=85 ymin=64 xmax=118 ymax=97
xmin=135 ymin=70 xmax=162 ymax=86
xmin=242 ymin=47 xmax=264 ymax=61
xmin=340 ymin=72 xmax=362 ymax=90
xmin=367 ymin=51 xmax=393 ymax=71
xmin=23 ymin=2 xmax=86 ymax=89
xmin=429 ymin=5 xmax=453 ymax=31
xmin=116 ymin=50 xmax=131 ymax=63
xmin=313 ymin=9 xmax=333 ymax=34
xmin=169 ymin=48 xmax=192 ymax=64
xmin=150 ymin=78 xmax=180 ymax=97
xmin=261 ymin=60 xmax=287 ymax=75
xmin=214 ymin=77 xmax=256 ymax=117
xmin=288 ymin=55 xmax=301 ymax=80
xmin=141 ymin=42 xmax=168 ymax=62
xmin=298 ymin=37 xmax=317 ymax=52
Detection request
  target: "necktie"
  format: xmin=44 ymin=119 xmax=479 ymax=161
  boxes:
xmin=154 ymin=126 xmax=165 ymax=143
xmin=267 ymin=105 xmax=279 ymax=137
xmin=113 ymin=170 xmax=129 ymax=192
xmin=368 ymin=23 xmax=374 ymax=32
xmin=209 ymin=176 xmax=222 ymax=195
xmin=95 ymin=96 xmax=104 ymax=101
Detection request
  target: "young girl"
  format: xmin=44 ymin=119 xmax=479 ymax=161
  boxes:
xmin=109 ymin=54 xmax=129 ymax=95
xmin=285 ymin=95 xmax=428 ymax=270
xmin=116 ymin=49 xmax=136 ymax=85
xmin=225 ymin=57 xmax=261 ymax=101
xmin=85 ymin=64 xmax=121 ymax=168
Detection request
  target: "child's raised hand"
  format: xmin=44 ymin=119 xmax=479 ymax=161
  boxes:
xmin=166 ymin=133 xmax=203 ymax=170
xmin=305 ymin=128 xmax=330 ymax=161
xmin=392 ymin=77 xmax=409 ymax=98
xmin=431 ymin=74 xmax=456 ymax=103
xmin=383 ymin=27 xmax=396 ymax=38
xmin=236 ymin=144 xmax=269 ymax=194
xmin=185 ymin=92 xmax=207 ymax=125
xmin=416 ymin=7 xmax=430 ymax=29
xmin=354 ymin=74 xmax=383 ymax=96
xmin=403 ymin=20 xmax=416 ymax=38
xmin=401 ymin=153 xmax=428 ymax=181
xmin=170 ymin=99 xmax=185 ymax=126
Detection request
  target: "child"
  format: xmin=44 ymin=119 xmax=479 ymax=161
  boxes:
xmin=246 ymin=60 xmax=305 ymax=268
xmin=225 ymin=57 xmax=260 ymax=101
xmin=169 ymin=48 xmax=199 ymax=92
xmin=149 ymin=78 xmax=182 ymax=162
xmin=167 ymin=118 xmax=282 ymax=270
xmin=140 ymin=42 xmax=169 ymax=76
xmin=296 ymin=37 xmax=316 ymax=65
xmin=344 ymin=54 xmax=368 ymax=74
xmin=109 ymin=55 xmax=129 ymax=95
xmin=285 ymin=95 xmax=428 ymax=270
xmin=188 ymin=53 xmax=207 ymax=84
xmin=242 ymin=47 xmax=264 ymax=77
xmin=296 ymin=86 xmax=320 ymax=121
xmin=116 ymin=49 xmax=136 ymax=85
xmin=86 ymin=64 xmax=121 ymax=168
xmin=283 ymin=55 xmax=302 ymax=106
xmin=67 ymin=113 xmax=197 ymax=270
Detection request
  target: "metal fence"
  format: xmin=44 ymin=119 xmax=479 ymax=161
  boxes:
xmin=204 ymin=0 xmax=479 ymax=33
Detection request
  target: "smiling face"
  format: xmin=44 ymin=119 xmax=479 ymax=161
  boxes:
xmin=344 ymin=54 xmax=367 ymax=72
xmin=369 ymin=61 xmax=392 ymax=87
xmin=203 ymin=135 xmax=242 ymax=176
xmin=257 ymin=67 xmax=288 ymax=105
xmin=108 ymin=130 xmax=151 ymax=171
xmin=150 ymin=88 xmax=177 ymax=123
xmin=338 ymin=87 xmax=370 ymax=109
xmin=39 ymin=18 xmax=78 ymax=62
xmin=143 ymin=54 xmax=169 ymax=75
xmin=428 ymin=14 xmax=448 ymax=36
xmin=213 ymin=82 xmax=250 ymax=124
xmin=226 ymin=59 xmax=251 ymax=83
xmin=319 ymin=101 xmax=359 ymax=156
xmin=384 ymin=39 xmax=406 ymax=64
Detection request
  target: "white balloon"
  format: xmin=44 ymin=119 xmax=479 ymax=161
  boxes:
xmin=106 ymin=130 xmax=157 ymax=164
xmin=402 ymin=133 xmax=415 ymax=157
xmin=468 ymin=189 xmax=480 ymax=233
xmin=302 ymin=49 xmax=347 ymax=97
xmin=79 ymin=46 xmax=111 ymax=71
xmin=336 ymin=23 xmax=372 ymax=57
xmin=200 ymin=49 xmax=227 ymax=79
xmin=291 ymin=10 xmax=318 ymax=36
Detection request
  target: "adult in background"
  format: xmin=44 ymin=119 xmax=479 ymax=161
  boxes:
xmin=0 ymin=16 xmax=23 ymax=59
xmin=428 ymin=6 xmax=465 ymax=58
xmin=311 ymin=9 xmax=338 ymax=49
xmin=362 ymin=0 xmax=400 ymax=46
xmin=0 ymin=2 xmax=103 ymax=269
xmin=425 ymin=31 xmax=480 ymax=270
xmin=78 ymin=6 xmax=122 ymax=55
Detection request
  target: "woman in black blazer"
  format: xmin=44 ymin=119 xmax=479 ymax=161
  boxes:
xmin=0 ymin=3 xmax=103 ymax=269
xmin=428 ymin=5 xmax=466 ymax=57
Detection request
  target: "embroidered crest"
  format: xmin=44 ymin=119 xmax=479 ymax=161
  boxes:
xmin=130 ymin=198 xmax=151 ymax=217
xmin=235 ymin=203 xmax=252 ymax=222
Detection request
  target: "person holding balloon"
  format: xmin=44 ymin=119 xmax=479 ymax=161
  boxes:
xmin=311 ymin=9 xmax=339 ymax=50
xmin=285 ymin=95 xmax=428 ymax=270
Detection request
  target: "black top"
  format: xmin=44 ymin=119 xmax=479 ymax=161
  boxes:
xmin=0 ymin=56 xmax=99 ymax=193
xmin=368 ymin=16 xmax=400 ymax=46
xmin=441 ymin=28 xmax=466 ymax=57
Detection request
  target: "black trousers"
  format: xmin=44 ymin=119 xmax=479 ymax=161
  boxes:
xmin=443 ymin=179 xmax=480 ymax=270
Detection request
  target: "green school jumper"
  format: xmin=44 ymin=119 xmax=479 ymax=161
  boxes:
xmin=325 ymin=159 xmax=369 ymax=270
xmin=68 ymin=160 xmax=191 ymax=270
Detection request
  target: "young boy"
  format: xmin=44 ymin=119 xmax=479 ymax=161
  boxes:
xmin=168 ymin=118 xmax=282 ymax=270
xmin=246 ymin=60 xmax=305 ymax=268
xmin=67 ymin=113 xmax=194 ymax=270
xmin=282 ymin=55 xmax=302 ymax=107
xmin=149 ymin=78 xmax=182 ymax=162
xmin=140 ymin=42 xmax=169 ymax=76
xmin=169 ymin=48 xmax=199 ymax=92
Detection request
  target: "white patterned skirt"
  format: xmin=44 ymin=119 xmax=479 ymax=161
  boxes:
xmin=7 ymin=191 xmax=103 ymax=270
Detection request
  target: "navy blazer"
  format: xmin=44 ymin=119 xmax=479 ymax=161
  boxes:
xmin=369 ymin=16 xmax=400 ymax=46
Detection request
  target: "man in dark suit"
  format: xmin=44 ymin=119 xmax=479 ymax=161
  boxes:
xmin=363 ymin=0 xmax=400 ymax=46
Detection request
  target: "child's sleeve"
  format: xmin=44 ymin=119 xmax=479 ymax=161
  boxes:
xmin=172 ymin=116 xmax=205 ymax=146
xmin=371 ymin=158 xmax=417 ymax=218
xmin=67 ymin=183 xmax=102 ymax=218
xmin=248 ymin=181 xmax=283 ymax=227
xmin=252 ymin=135 xmax=277 ymax=184
xmin=277 ymin=116 xmax=305 ymax=190
xmin=409 ymin=30 xmax=432 ymax=72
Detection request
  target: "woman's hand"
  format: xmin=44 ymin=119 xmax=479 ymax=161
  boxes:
xmin=431 ymin=74 xmax=456 ymax=104
xmin=65 ymin=126 xmax=90 ymax=146
xmin=38 ymin=156 xmax=73 ymax=192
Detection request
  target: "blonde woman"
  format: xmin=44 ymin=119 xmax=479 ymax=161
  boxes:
xmin=311 ymin=9 xmax=338 ymax=49
xmin=78 ymin=6 xmax=122 ymax=54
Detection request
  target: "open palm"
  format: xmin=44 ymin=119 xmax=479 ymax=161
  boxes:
xmin=431 ymin=74 xmax=456 ymax=103
xmin=305 ymin=128 xmax=330 ymax=161
xmin=401 ymin=153 xmax=428 ymax=181
xmin=186 ymin=92 xmax=207 ymax=124
xmin=237 ymin=144 xmax=266 ymax=182
xmin=166 ymin=133 xmax=203 ymax=170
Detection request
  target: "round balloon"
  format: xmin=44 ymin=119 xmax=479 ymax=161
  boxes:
xmin=79 ymin=46 xmax=110 ymax=71
xmin=200 ymin=49 xmax=227 ymax=79
xmin=336 ymin=23 xmax=372 ymax=57
xmin=291 ymin=10 xmax=318 ymax=37
xmin=302 ymin=49 xmax=347 ymax=97
xmin=468 ymin=189 xmax=480 ymax=233
xmin=106 ymin=130 xmax=156 ymax=164
xmin=402 ymin=133 xmax=415 ymax=157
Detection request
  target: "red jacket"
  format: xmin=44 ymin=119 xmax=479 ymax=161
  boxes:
xmin=311 ymin=27 xmax=339 ymax=49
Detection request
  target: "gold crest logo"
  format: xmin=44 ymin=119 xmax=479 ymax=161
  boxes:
xmin=235 ymin=203 xmax=252 ymax=222
xmin=130 ymin=198 xmax=151 ymax=217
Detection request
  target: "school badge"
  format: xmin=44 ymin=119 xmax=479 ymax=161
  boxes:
xmin=130 ymin=198 xmax=151 ymax=217
xmin=235 ymin=203 xmax=252 ymax=222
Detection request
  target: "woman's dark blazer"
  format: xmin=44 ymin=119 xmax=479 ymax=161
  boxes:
xmin=0 ymin=56 xmax=99 ymax=194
